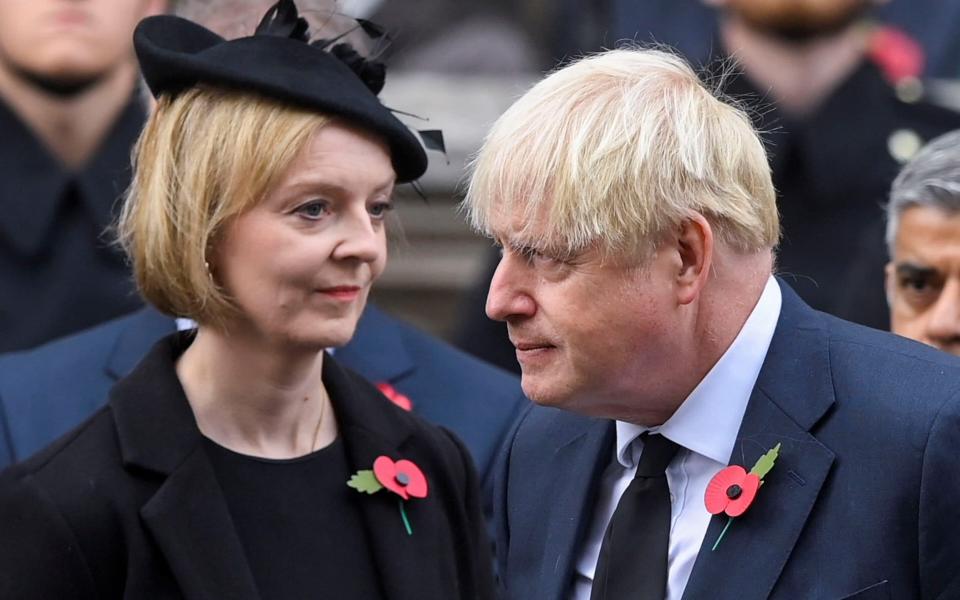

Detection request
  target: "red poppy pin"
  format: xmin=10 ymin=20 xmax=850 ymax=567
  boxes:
xmin=704 ymin=443 xmax=781 ymax=551
xmin=376 ymin=382 xmax=413 ymax=412
xmin=347 ymin=455 xmax=428 ymax=535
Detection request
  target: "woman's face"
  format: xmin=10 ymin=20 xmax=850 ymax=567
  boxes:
xmin=213 ymin=121 xmax=394 ymax=350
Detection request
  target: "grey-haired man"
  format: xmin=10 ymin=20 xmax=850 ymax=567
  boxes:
xmin=886 ymin=130 xmax=960 ymax=355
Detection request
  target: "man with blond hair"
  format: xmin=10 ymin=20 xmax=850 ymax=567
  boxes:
xmin=467 ymin=48 xmax=960 ymax=599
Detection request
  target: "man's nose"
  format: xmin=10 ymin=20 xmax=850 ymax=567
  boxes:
xmin=925 ymin=278 xmax=960 ymax=348
xmin=485 ymin=253 xmax=536 ymax=322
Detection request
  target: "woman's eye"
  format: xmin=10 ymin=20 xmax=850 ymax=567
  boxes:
xmin=296 ymin=200 xmax=329 ymax=220
xmin=368 ymin=201 xmax=394 ymax=219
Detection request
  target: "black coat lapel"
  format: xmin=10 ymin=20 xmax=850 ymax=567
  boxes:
xmin=140 ymin=447 xmax=260 ymax=600
xmin=323 ymin=355 xmax=447 ymax=600
xmin=110 ymin=333 xmax=260 ymax=600
xmin=682 ymin=281 xmax=836 ymax=600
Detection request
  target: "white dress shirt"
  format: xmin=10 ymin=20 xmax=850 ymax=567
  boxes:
xmin=570 ymin=276 xmax=782 ymax=600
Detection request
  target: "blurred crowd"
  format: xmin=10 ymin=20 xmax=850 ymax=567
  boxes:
xmin=4 ymin=0 xmax=960 ymax=486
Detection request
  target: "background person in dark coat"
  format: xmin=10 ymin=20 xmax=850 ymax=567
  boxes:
xmin=0 ymin=4 xmax=494 ymax=598
xmin=0 ymin=0 xmax=167 ymax=352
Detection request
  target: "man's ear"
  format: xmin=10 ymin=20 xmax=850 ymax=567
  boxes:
xmin=676 ymin=214 xmax=714 ymax=305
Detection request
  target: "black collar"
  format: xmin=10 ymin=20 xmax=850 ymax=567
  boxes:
xmin=109 ymin=333 xmax=415 ymax=476
xmin=0 ymin=93 xmax=146 ymax=256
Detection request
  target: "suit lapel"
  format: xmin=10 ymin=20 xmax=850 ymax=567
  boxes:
xmin=682 ymin=281 xmax=837 ymax=600
xmin=336 ymin=304 xmax=415 ymax=384
xmin=104 ymin=307 xmax=177 ymax=381
xmin=536 ymin=417 xmax=614 ymax=600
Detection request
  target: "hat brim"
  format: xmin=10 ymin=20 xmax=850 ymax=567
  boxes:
xmin=134 ymin=15 xmax=427 ymax=182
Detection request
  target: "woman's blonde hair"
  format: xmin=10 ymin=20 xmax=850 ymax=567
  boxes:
xmin=464 ymin=47 xmax=779 ymax=260
xmin=117 ymin=86 xmax=329 ymax=327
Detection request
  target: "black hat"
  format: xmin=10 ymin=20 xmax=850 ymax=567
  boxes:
xmin=133 ymin=0 xmax=428 ymax=182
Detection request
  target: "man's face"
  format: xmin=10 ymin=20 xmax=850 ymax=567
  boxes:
xmin=0 ymin=0 xmax=165 ymax=94
xmin=718 ymin=0 xmax=872 ymax=39
xmin=485 ymin=216 xmax=681 ymax=416
xmin=887 ymin=206 xmax=960 ymax=355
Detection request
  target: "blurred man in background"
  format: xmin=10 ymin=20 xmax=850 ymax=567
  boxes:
xmin=0 ymin=0 xmax=167 ymax=352
xmin=709 ymin=0 xmax=960 ymax=330
xmin=886 ymin=129 xmax=960 ymax=355
xmin=599 ymin=0 xmax=960 ymax=80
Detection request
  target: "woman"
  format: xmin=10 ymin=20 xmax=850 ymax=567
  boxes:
xmin=0 ymin=2 xmax=494 ymax=598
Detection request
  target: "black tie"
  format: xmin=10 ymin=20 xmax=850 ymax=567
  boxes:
xmin=590 ymin=433 xmax=681 ymax=600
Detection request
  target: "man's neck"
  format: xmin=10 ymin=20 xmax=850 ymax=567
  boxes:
xmin=0 ymin=61 xmax=138 ymax=171
xmin=721 ymin=16 xmax=871 ymax=118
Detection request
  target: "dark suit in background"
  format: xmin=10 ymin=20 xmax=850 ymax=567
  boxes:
xmin=0 ymin=96 xmax=145 ymax=352
xmin=0 ymin=304 xmax=526 ymax=490
xmin=492 ymin=281 xmax=960 ymax=599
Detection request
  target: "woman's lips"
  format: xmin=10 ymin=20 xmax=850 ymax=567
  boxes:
xmin=317 ymin=286 xmax=361 ymax=301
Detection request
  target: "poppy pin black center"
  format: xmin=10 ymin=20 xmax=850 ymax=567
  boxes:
xmin=726 ymin=484 xmax=742 ymax=499
xmin=396 ymin=472 xmax=410 ymax=486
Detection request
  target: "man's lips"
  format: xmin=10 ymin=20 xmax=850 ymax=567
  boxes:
xmin=513 ymin=341 xmax=555 ymax=351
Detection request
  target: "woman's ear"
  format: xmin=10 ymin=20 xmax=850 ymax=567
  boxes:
xmin=675 ymin=213 xmax=714 ymax=305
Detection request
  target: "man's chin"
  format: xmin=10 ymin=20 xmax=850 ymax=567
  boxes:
xmin=9 ymin=64 xmax=103 ymax=97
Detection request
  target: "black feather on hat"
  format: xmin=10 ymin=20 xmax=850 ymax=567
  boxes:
xmin=133 ymin=0 xmax=427 ymax=182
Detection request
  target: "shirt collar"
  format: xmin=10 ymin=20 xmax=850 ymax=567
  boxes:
xmin=615 ymin=275 xmax=782 ymax=467
xmin=0 ymin=92 xmax=145 ymax=256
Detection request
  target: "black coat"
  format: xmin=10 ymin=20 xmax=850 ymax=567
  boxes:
xmin=0 ymin=334 xmax=495 ymax=599
xmin=725 ymin=59 xmax=960 ymax=331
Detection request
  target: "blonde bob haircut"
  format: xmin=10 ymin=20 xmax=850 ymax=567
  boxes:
xmin=464 ymin=47 xmax=779 ymax=260
xmin=118 ymin=86 xmax=329 ymax=327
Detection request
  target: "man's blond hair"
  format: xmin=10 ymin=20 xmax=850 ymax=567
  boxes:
xmin=117 ymin=86 xmax=329 ymax=327
xmin=464 ymin=48 xmax=779 ymax=260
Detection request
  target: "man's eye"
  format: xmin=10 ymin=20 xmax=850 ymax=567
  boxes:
xmin=296 ymin=200 xmax=329 ymax=220
xmin=901 ymin=276 xmax=931 ymax=292
xmin=519 ymin=246 xmax=543 ymax=262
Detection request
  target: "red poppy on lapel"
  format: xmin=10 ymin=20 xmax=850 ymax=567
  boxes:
xmin=705 ymin=465 xmax=760 ymax=517
xmin=376 ymin=382 xmax=413 ymax=411
xmin=347 ymin=455 xmax=429 ymax=535
xmin=705 ymin=443 xmax=781 ymax=550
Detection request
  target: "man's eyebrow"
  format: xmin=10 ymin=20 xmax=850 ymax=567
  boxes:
xmin=895 ymin=262 xmax=939 ymax=278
